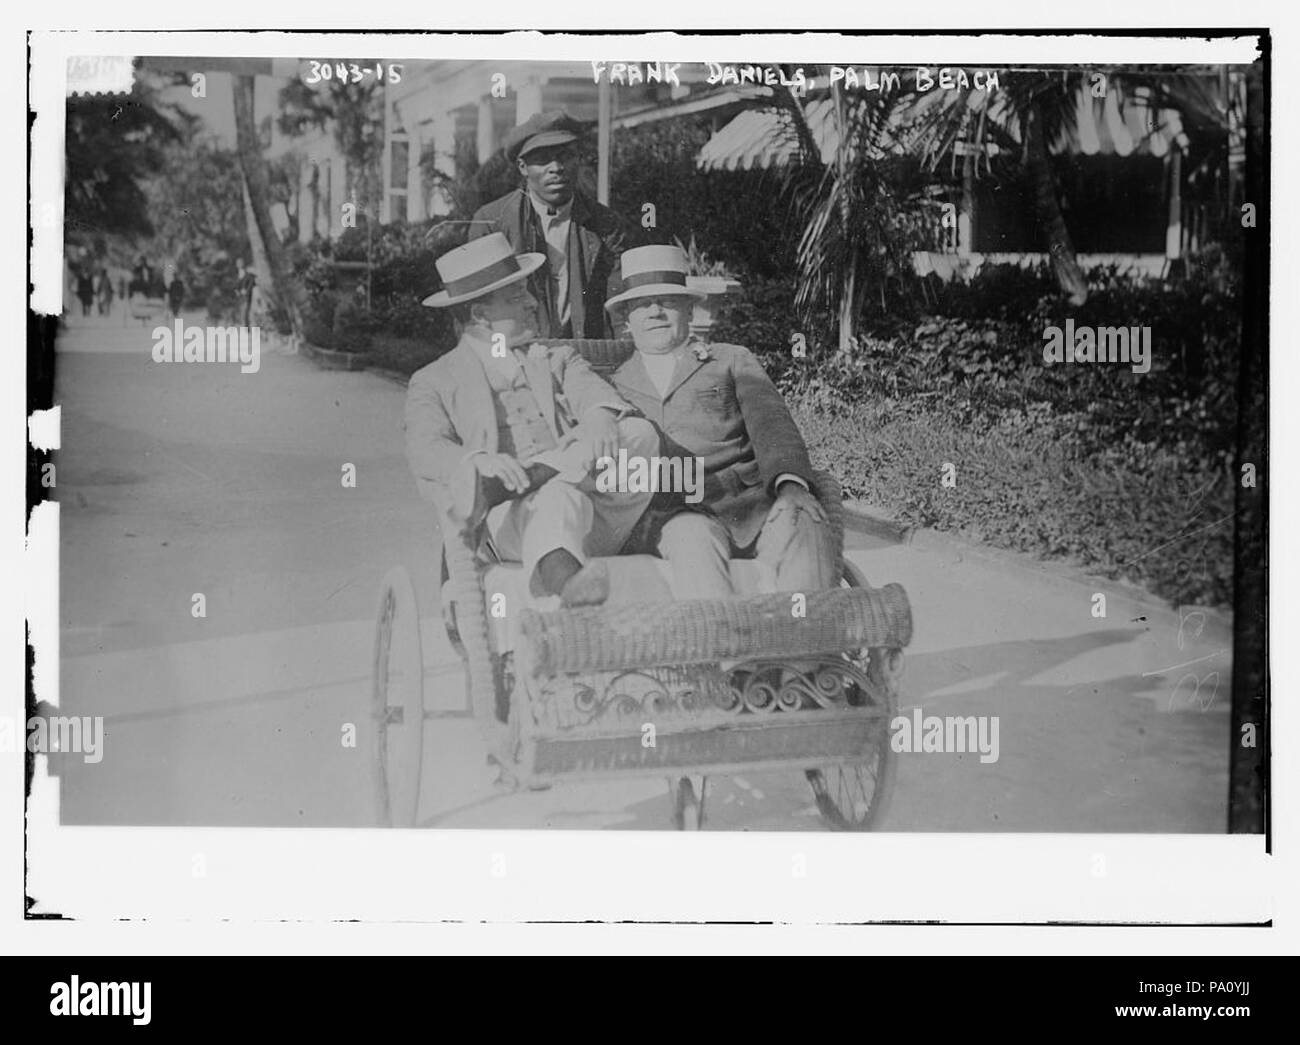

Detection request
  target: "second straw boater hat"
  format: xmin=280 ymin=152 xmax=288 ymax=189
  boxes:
xmin=604 ymin=244 xmax=707 ymax=312
xmin=421 ymin=232 xmax=544 ymax=308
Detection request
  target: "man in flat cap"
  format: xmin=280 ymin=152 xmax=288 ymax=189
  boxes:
xmin=404 ymin=233 xmax=657 ymax=608
xmin=468 ymin=111 xmax=630 ymax=339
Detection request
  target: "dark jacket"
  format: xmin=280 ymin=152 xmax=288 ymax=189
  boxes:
xmin=468 ymin=188 xmax=629 ymax=339
xmin=610 ymin=341 xmax=816 ymax=550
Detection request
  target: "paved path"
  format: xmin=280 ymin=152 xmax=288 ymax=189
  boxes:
xmin=50 ymin=314 xmax=1233 ymax=831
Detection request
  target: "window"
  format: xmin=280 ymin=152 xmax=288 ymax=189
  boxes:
xmin=390 ymin=140 xmax=410 ymax=190
xmin=387 ymin=138 xmax=410 ymax=222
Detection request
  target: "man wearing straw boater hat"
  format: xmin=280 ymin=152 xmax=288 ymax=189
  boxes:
xmin=605 ymin=244 xmax=837 ymax=599
xmin=404 ymin=232 xmax=658 ymax=607
xmin=468 ymin=111 xmax=629 ymax=339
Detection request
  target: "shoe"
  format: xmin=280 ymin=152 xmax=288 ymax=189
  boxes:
xmin=560 ymin=561 xmax=611 ymax=607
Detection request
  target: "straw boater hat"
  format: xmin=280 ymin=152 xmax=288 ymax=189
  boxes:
xmin=604 ymin=245 xmax=707 ymax=312
xmin=421 ymin=232 xmax=544 ymax=308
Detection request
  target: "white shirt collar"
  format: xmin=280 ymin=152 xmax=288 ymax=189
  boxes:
xmin=527 ymin=189 xmax=573 ymax=222
xmin=639 ymin=345 xmax=686 ymax=397
xmin=467 ymin=330 xmax=523 ymax=379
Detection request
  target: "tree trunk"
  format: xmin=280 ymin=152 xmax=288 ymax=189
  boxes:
xmin=309 ymin=164 xmax=321 ymax=242
xmin=240 ymin=173 xmax=272 ymax=307
xmin=1024 ymin=101 xmax=1088 ymax=306
xmin=285 ymin=178 xmax=300 ymax=245
xmin=233 ymin=74 xmax=305 ymax=337
xmin=838 ymin=255 xmax=857 ymax=356
xmin=833 ymin=80 xmax=859 ymax=357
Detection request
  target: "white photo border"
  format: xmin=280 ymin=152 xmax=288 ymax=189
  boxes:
xmin=13 ymin=20 xmax=1289 ymax=949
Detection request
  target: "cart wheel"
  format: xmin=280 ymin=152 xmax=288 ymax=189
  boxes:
xmin=841 ymin=557 xmax=872 ymax=590
xmin=670 ymin=776 xmax=706 ymax=830
xmin=805 ymin=723 xmax=896 ymax=831
xmin=803 ymin=562 xmax=900 ymax=830
xmin=371 ymin=567 xmax=425 ymax=827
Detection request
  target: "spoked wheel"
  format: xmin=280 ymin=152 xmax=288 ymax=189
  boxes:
xmin=841 ymin=557 xmax=873 ymax=591
xmin=803 ymin=561 xmax=901 ymax=831
xmin=670 ymin=776 xmax=706 ymax=830
xmin=371 ymin=567 xmax=425 ymax=827
xmin=805 ymin=729 xmax=895 ymax=830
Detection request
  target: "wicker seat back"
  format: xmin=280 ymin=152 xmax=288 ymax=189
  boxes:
xmin=536 ymin=337 xmax=635 ymax=375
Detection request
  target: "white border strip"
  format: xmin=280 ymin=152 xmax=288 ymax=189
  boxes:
xmin=16 ymin=23 xmax=1286 ymax=945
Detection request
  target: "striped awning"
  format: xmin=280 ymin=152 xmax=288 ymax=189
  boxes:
xmin=697 ymin=99 xmax=836 ymax=170
xmin=1060 ymin=87 xmax=1188 ymax=157
xmin=697 ymin=82 xmax=1189 ymax=171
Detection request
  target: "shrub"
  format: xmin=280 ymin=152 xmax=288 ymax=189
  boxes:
xmin=289 ymin=221 xmax=459 ymax=355
xmin=365 ymin=333 xmax=444 ymax=377
xmin=734 ymin=248 xmax=1244 ymax=606
xmin=332 ymin=295 xmax=374 ymax=349
xmin=775 ymin=251 xmax=1242 ymax=459
xmin=711 ymin=276 xmax=800 ymax=358
xmin=611 ymin=116 xmax=796 ymax=279
xmin=788 ymin=391 xmax=1235 ymax=606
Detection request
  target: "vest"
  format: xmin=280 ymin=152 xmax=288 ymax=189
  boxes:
xmin=485 ymin=361 xmax=558 ymax=461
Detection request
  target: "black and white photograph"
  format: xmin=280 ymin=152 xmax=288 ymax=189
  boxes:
xmin=18 ymin=24 xmax=1276 ymax=932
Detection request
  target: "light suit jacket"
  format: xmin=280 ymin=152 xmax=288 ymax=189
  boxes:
xmin=404 ymin=337 xmax=633 ymax=541
xmin=610 ymin=341 xmax=815 ymax=549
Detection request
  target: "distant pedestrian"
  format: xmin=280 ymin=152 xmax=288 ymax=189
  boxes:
xmin=96 ymin=267 xmax=114 ymax=316
xmin=131 ymin=256 xmax=155 ymax=297
xmin=167 ymin=275 xmax=185 ymax=320
xmin=236 ymin=261 xmax=257 ymax=327
xmin=76 ymin=269 xmax=94 ymax=317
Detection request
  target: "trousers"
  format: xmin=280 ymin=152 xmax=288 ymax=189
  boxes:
xmin=656 ymin=500 xmax=837 ymax=600
xmin=485 ymin=417 xmax=658 ymax=596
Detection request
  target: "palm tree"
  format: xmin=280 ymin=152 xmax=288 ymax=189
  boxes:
xmin=900 ymin=72 xmax=1090 ymax=304
xmin=233 ymin=74 xmax=306 ymax=337
xmin=767 ymin=66 xmax=1242 ymax=347
xmin=766 ymin=81 xmax=931 ymax=356
xmin=902 ymin=67 xmax=1244 ymax=303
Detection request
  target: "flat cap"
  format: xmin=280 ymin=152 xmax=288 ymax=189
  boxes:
xmin=503 ymin=111 xmax=588 ymax=162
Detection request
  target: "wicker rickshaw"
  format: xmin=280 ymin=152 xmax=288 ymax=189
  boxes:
xmin=371 ymin=339 xmax=914 ymax=830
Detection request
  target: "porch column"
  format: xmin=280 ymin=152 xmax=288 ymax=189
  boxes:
xmin=958 ymin=148 xmax=975 ymax=256
xmin=516 ymin=76 xmax=543 ymax=123
xmin=406 ymin=122 xmax=426 ymax=222
xmin=328 ymin=156 xmax=346 ymax=240
xmin=476 ymin=95 xmax=495 ymax=164
xmin=1166 ymin=143 xmax=1183 ymax=260
xmin=429 ymin=110 xmax=457 ymax=216
xmin=596 ymin=78 xmax=611 ymax=206
xmin=298 ymin=161 xmax=314 ymax=243
xmin=380 ymin=92 xmax=393 ymax=224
